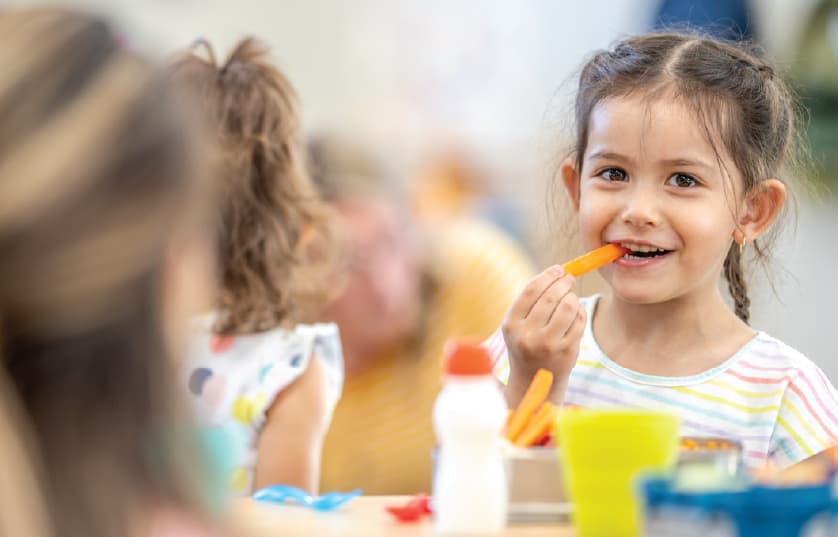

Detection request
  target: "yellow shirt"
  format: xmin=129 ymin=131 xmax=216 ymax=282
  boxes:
xmin=320 ymin=218 xmax=534 ymax=494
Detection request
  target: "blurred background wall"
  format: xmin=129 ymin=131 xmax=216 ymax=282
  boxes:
xmin=6 ymin=0 xmax=836 ymax=379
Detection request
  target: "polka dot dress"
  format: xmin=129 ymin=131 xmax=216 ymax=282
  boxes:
xmin=183 ymin=318 xmax=343 ymax=494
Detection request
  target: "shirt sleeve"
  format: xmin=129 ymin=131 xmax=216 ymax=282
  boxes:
xmin=769 ymin=363 xmax=838 ymax=468
xmin=484 ymin=326 xmax=510 ymax=384
xmin=243 ymin=323 xmax=344 ymax=432
xmin=298 ymin=323 xmax=344 ymax=409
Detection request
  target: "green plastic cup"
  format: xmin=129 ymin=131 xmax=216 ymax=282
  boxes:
xmin=556 ymin=409 xmax=680 ymax=537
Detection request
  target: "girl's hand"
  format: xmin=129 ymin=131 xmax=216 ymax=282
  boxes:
xmin=502 ymin=265 xmax=585 ymax=407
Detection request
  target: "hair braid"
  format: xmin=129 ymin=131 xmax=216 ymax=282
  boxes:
xmin=724 ymin=242 xmax=750 ymax=323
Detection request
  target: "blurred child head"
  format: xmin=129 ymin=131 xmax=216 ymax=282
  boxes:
xmin=561 ymin=32 xmax=804 ymax=322
xmin=308 ymin=136 xmax=423 ymax=366
xmin=0 ymin=8 xmax=213 ymax=536
xmin=0 ymin=373 xmax=52 ymax=537
xmin=170 ymin=39 xmax=333 ymax=335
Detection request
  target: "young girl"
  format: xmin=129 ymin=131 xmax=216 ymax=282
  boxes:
xmin=1 ymin=7 xmax=217 ymax=537
xmin=170 ymin=39 xmax=343 ymax=494
xmin=490 ymin=32 xmax=838 ymax=471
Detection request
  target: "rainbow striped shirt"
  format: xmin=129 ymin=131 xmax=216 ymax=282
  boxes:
xmin=488 ymin=295 xmax=838 ymax=470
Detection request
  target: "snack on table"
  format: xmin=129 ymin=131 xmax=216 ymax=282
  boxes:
xmin=680 ymin=437 xmax=739 ymax=451
xmin=504 ymin=369 xmax=554 ymax=446
xmin=512 ymin=402 xmax=558 ymax=447
xmin=385 ymin=494 xmax=432 ymax=523
xmin=676 ymin=437 xmax=744 ymax=490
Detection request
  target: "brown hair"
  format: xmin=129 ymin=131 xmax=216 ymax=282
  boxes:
xmin=0 ymin=371 xmax=52 ymax=537
xmin=170 ymin=38 xmax=332 ymax=334
xmin=568 ymin=32 xmax=806 ymax=323
xmin=0 ymin=8 xmax=209 ymax=537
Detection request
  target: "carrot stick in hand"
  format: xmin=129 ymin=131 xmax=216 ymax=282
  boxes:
xmin=562 ymin=243 xmax=627 ymax=277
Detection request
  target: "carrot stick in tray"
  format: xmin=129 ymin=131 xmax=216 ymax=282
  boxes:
xmin=504 ymin=368 xmax=553 ymax=442
xmin=513 ymin=402 xmax=559 ymax=447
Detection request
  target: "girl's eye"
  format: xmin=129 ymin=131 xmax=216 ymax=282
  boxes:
xmin=667 ymin=173 xmax=699 ymax=188
xmin=599 ymin=168 xmax=628 ymax=182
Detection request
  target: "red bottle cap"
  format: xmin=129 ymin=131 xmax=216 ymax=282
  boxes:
xmin=443 ymin=338 xmax=493 ymax=376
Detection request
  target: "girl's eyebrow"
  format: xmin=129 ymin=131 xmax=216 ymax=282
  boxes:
xmin=587 ymin=151 xmax=714 ymax=171
xmin=587 ymin=150 xmax=634 ymax=164
xmin=658 ymin=157 xmax=714 ymax=171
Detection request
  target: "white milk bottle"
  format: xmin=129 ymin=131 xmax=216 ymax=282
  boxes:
xmin=433 ymin=341 xmax=508 ymax=534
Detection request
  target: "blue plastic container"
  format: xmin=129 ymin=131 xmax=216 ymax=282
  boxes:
xmin=642 ymin=478 xmax=833 ymax=537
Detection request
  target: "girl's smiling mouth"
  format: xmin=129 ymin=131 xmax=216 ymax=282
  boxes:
xmin=613 ymin=241 xmax=675 ymax=267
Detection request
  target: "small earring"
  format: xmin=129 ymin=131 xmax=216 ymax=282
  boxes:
xmin=739 ymin=238 xmax=747 ymax=257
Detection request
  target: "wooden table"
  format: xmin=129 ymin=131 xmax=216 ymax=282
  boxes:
xmin=229 ymin=496 xmax=575 ymax=537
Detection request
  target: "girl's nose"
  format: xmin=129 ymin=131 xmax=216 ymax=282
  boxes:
xmin=620 ymin=184 xmax=661 ymax=227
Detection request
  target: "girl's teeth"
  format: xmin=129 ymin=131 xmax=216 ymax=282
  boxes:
xmin=620 ymin=242 xmax=664 ymax=253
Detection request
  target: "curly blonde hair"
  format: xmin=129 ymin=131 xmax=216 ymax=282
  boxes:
xmin=170 ymin=38 xmax=333 ymax=334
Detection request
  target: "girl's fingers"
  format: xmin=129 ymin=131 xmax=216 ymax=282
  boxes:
xmin=526 ymin=274 xmax=576 ymax=327
xmin=506 ymin=265 xmax=566 ymax=322
xmin=532 ymin=302 xmax=585 ymax=360
xmin=541 ymin=291 xmax=580 ymax=338
xmin=567 ymin=305 xmax=586 ymax=340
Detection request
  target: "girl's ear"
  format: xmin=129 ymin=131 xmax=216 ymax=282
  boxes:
xmin=735 ymin=179 xmax=787 ymax=244
xmin=561 ymin=158 xmax=581 ymax=212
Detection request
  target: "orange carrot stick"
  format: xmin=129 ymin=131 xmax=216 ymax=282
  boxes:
xmin=562 ymin=243 xmax=627 ymax=277
xmin=512 ymin=402 xmax=551 ymax=445
xmin=513 ymin=402 xmax=559 ymax=447
xmin=505 ymin=368 xmax=553 ymax=441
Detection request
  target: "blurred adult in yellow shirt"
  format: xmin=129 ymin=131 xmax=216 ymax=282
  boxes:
xmin=310 ymin=138 xmax=534 ymax=494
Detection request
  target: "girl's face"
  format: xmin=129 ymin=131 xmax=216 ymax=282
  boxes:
xmin=567 ymin=95 xmax=744 ymax=306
